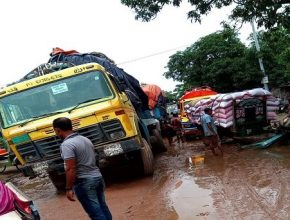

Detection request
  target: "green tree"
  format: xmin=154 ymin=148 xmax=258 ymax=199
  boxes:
xmin=121 ymin=0 xmax=290 ymax=29
xmin=164 ymin=27 xmax=261 ymax=93
xmin=164 ymin=90 xmax=177 ymax=103
xmin=253 ymin=27 xmax=290 ymax=87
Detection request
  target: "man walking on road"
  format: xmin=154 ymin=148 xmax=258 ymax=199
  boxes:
xmin=171 ymin=112 xmax=183 ymax=143
xmin=53 ymin=117 xmax=112 ymax=220
xmin=200 ymin=108 xmax=223 ymax=156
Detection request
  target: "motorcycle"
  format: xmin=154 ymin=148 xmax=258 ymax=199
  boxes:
xmin=0 ymin=148 xmax=9 ymax=173
xmin=0 ymin=181 xmax=40 ymax=220
xmin=0 ymin=148 xmax=22 ymax=173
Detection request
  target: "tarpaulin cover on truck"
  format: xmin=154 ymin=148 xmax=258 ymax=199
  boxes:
xmin=47 ymin=48 xmax=149 ymax=112
xmin=15 ymin=48 xmax=149 ymax=113
xmin=141 ymin=84 xmax=162 ymax=110
xmin=141 ymin=84 xmax=167 ymax=119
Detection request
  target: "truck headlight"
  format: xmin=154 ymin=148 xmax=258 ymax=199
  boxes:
xmin=109 ymin=131 xmax=125 ymax=140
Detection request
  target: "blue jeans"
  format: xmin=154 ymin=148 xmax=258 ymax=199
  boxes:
xmin=74 ymin=177 xmax=112 ymax=220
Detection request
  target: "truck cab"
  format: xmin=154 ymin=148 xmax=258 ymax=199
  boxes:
xmin=0 ymin=63 xmax=154 ymax=189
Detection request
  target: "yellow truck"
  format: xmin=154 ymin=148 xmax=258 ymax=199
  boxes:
xmin=0 ymin=62 xmax=158 ymax=189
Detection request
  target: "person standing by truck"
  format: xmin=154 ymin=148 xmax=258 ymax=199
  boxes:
xmin=200 ymin=108 xmax=223 ymax=156
xmin=53 ymin=117 xmax=112 ymax=220
xmin=171 ymin=112 xmax=183 ymax=143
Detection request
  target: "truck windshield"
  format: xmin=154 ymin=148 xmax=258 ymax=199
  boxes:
xmin=0 ymin=71 xmax=113 ymax=128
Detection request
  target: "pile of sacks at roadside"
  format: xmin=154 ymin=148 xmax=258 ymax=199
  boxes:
xmin=185 ymin=88 xmax=279 ymax=128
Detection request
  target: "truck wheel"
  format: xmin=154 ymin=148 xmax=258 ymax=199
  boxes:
xmin=47 ymin=164 xmax=66 ymax=191
xmin=151 ymin=129 xmax=167 ymax=152
xmin=13 ymin=158 xmax=22 ymax=172
xmin=48 ymin=172 xmax=66 ymax=191
xmin=141 ymin=138 xmax=154 ymax=175
xmin=0 ymin=165 xmax=6 ymax=173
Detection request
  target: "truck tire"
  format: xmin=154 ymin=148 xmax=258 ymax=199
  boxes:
xmin=141 ymin=138 xmax=154 ymax=175
xmin=0 ymin=165 xmax=6 ymax=173
xmin=47 ymin=163 xmax=66 ymax=191
xmin=13 ymin=158 xmax=22 ymax=172
xmin=48 ymin=171 xmax=66 ymax=191
xmin=151 ymin=129 xmax=167 ymax=153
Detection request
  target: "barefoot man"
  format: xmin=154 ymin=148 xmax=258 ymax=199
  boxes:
xmin=200 ymin=108 xmax=223 ymax=156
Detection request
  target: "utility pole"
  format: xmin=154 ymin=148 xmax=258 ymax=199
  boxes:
xmin=250 ymin=19 xmax=269 ymax=91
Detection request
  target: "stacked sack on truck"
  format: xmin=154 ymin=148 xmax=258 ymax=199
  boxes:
xmin=187 ymin=88 xmax=279 ymax=128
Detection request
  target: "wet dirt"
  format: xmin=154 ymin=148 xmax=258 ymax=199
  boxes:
xmin=2 ymin=138 xmax=290 ymax=220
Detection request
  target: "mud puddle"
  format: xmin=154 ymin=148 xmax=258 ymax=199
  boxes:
xmin=3 ymin=139 xmax=290 ymax=220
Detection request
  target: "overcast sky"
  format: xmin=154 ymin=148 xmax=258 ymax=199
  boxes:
xmin=1 ymin=0 xmax=252 ymax=91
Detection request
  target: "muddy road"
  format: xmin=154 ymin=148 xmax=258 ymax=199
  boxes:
xmin=2 ymin=139 xmax=290 ymax=220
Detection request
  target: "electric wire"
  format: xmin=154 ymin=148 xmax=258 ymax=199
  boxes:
xmin=117 ymin=43 xmax=190 ymax=65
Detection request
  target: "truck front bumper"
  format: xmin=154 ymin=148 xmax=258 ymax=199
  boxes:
xmin=97 ymin=137 xmax=142 ymax=159
xmin=22 ymin=137 xmax=142 ymax=178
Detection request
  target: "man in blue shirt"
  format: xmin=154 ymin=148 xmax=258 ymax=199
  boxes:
xmin=200 ymin=108 xmax=223 ymax=156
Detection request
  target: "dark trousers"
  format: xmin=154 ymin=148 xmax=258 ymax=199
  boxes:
xmin=74 ymin=177 xmax=112 ymax=220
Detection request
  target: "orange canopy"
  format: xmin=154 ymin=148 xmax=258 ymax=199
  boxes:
xmin=141 ymin=84 xmax=162 ymax=110
xmin=180 ymin=87 xmax=217 ymax=101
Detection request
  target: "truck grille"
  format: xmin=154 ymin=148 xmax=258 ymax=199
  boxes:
xmin=33 ymin=124 xmax=106 ymax=159
xmin=34 ymin=136 xmax=62 ymax=159
xmin=101 ymin=119 xmax=124 ymax=138
xmin=17 ymin=120 xmax=124 ymax=161
xmin=79 ymin=124 xmax=105 ymax=145
xmin=101 ymin=119 xmax=122 ymax=132
xmin=17 ymin=142 xmax=40 ymax=162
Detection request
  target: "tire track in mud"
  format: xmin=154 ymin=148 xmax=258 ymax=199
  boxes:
xmin=244 ymin=155 xmax=290 ymax=220
xmin=219 ymin=165 xmax=273 ymax=219
xmin=215 ymin=147 xmax=290 ymax=220
xmin=269 ymin=158 xmax=290 ymax=219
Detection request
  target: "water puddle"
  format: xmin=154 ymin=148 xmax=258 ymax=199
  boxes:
xmin=167 ymin=152 xmax=219 ymax=219
xmin=169 ymin=176 xmax=217 ymax=219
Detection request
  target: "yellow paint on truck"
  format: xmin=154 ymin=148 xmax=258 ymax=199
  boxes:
xmin=0 ymin=63 xmax=141 ymax=165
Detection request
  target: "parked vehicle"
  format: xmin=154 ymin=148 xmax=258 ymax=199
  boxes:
xmin=0 ymin=51 xmax=164 ymax=189
xmin=0 ymin=144 xmax=22 ymax=174
xmin=179 ymin=87 xmax=217 ymax=138
xmin=0 ymin=181 xmax=40 ymax=220
xmin=141 ymin=84 xmax=167 ymax=152
xmin=0 ymin=148 xmax=9 ymax=173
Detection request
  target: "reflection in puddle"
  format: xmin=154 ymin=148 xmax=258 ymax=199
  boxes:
xmin=169 ymin=177 xmax=217 ymax=219
xmin=189 ymin=154 xmax=205 ymax=168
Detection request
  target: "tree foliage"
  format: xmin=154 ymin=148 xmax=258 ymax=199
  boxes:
xmin=121 ymin=0 xmax=290 ymax=29
xmin=164 ymin=90 xmax=178 ymax=103
xmin=255 ymin=27 xmax=290 ymax=87
xmin=164 ymin=27 xmax=262 ymax=93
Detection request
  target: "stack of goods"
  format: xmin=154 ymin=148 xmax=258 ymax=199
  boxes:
xmin=266 ymin=96 xmax=279 ymax=120
xmin=186 ymin=88 xmax=279 ymax=128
